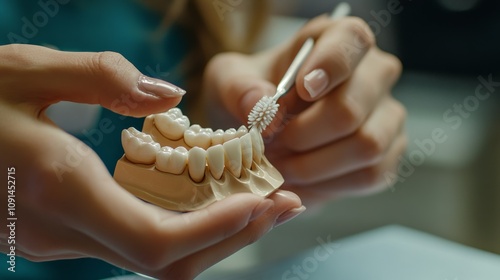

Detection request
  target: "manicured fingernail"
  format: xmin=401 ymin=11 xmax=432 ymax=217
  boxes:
xmin=249 ymin=199 xmax=274 ymax=222
xmin=274 ymin=206 xmax=306 ymax=227
xmin=137 ymin=75 xmax=186 ymax=98
xmin=304 ymin=69 xmax=328 ymax=99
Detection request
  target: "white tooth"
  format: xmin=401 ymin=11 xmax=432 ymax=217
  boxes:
xmin=188 ymin=147 xmax=206 ymax=182
xmin=207 ymin=145 xmax=224 ymax=179
xmin=223 ymin=128 xmax=237 ymax=142
xmin=223 ymin=138 xmax=242 ymax=177
xmin=236 ymin=125 xmax=248 ymax=138
xmin=240 ymin=133 xmax=253 ymax=169
xmin=212 ymin=129 xmax=224 ymax=145
xmin=184 ymin=125 xmax=213 ymax=149
xmin=122 ymin=128 xmax=160 ymax=164
xmin=155 ymin=146 xmax=188 ymax=174
xmin=249 ymin=127 xmax=263 ymax=163
xmin=154 ymin=108 xmax=190 ymax=140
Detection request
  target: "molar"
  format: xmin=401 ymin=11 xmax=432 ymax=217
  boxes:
xmin=154 ymin=108 xmax=190 ymax=140
xmin=122 ymin=127 xmax=161 ymax=164
xmin=184 ymin=125 xmax=213 ymax=149
xmin=155 ymin=146 xmax=188 ymax=174
xmin=211 ymin=129 xmax=224 ymax=145
xmin=223 ymin=128 xmax=237 ymax=142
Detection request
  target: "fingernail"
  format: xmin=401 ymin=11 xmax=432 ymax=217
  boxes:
xmin=304 ymin=69 xmax=328 ymax=99
xmin=249 ymin=199 xmax=274 ymax=222
xmin=274 ymin=206 xmax=306 ymax=227
xmin=137 ymin=75 xmax=186 ymax=98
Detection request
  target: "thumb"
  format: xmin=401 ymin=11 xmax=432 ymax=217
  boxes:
xmin=0 ymin=44 xmax=185 ymax=117
xmin=205 ymin=53 xmax=277 ymax=125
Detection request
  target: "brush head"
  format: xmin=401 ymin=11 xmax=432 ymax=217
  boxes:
xmin=248 ymin=96 xmax=280 ymax=133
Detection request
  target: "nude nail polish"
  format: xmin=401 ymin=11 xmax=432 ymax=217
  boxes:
xmin=304 ymin=69 xmax=329 ymax=99
xmin=137 ymin=75 xmax=186 ymax=98
xmin=274 ymin=206 xmax=306 ymax=227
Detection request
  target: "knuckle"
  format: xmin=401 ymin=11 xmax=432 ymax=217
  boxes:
xmin=386 ymin=98 xmax=407 ymax=128
xmin=355 ymin=129 xmax=385 ymax=164
xmin=381 ymin=53 xmax=403 ymax=80
xmin=91 ymin=51 xmax=127 ymax=79
xmin=342 ymin=17 xmax=375 ymax=49
xmin=244 ymin=223 xmax=268 ymax=246
xmin=330 ymin=47 xmax=352 ymax=79
xmin=334 ymin=96 xmax=364 ymax=136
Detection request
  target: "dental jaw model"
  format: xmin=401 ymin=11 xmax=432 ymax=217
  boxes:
xmin=114 ymin=108 xmax=284 ymax=211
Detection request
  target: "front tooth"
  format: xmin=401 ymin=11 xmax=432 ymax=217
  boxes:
xmin=188 ymin=147 xmax=206 ymax=182
xmin=122 ymin=127 xmax=160 ymax=164
xmin=155 ymin=146 xmax=188 ymax=174
xmin=223 ymin=138 xmax=242 ymax=177
xmin=236 ymin=125 xmax=248 ymax=138
xmin=249 ymin=127 xmax=263 ymax=163
xmin=184 ymin=125 xmax=213 ymax=149
xmin=212 ymin=129 xmax=224 ymax=145
xmin=207 ymin=145 xmax=224 ymax=179
xmin=223 ymin=128 xmax=237 ymax=142
xmin=154 ymin=108 xmax=190 ymax=140
xmin=240 ymin=133 xmax=253 ymax=169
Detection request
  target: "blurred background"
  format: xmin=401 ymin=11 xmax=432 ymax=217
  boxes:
xmin=203 ymin=0 xmax=500 ymax=276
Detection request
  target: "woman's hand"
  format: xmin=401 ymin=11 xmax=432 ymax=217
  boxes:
xmin=204 ymin=16 xmax=407 ymax=206
xmin=0 ymin=44 xmax=303 ymax=279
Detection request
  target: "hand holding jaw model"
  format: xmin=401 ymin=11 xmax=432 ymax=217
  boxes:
xmin=0 ymin=44 xmax=303 ymax=279
xmin=114 ymin=108 xmax=284 ymax=211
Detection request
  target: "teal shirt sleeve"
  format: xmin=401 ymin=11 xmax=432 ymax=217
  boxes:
xmin=1 ymin=0 xmax=188 ymax=172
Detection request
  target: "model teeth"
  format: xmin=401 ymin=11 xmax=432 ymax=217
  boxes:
xmin=223 ymin=128 xmax=237 ymax=142
xmin=206 ymin=145 xmax=224 ymax=180
xmin=188 ymin=147 xmax=207 ymax=182
xmin=121 ymin=107 xmax=267 ymax=182
xmin=211 ymin=129 xmax=224 ymax=145
xmin=236 ymin=125 xmax=248 ymax=138
xmin=122 ymin=127 xmax=160 ymax=164
xmin=250 ymin=127 xmax=263 ymax=163
xmin=223 ymin=138 xmax=242 ymax=177
xmin=154 ymin=108 xmax=190 ymax=140
xmin=184 ymin=125 xmax=213 ymax=149
xmin=155 ymin=146 xmax=188 ymax=174
xmin=240 ymin=133 xmax=253 ymax=169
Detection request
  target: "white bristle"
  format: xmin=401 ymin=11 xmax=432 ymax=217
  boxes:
xmin=248 ymin=96 xmax=280 ymax=133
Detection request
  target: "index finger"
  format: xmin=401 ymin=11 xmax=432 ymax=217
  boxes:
xmin=294 ymin=16 xmax=375 ymax=101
